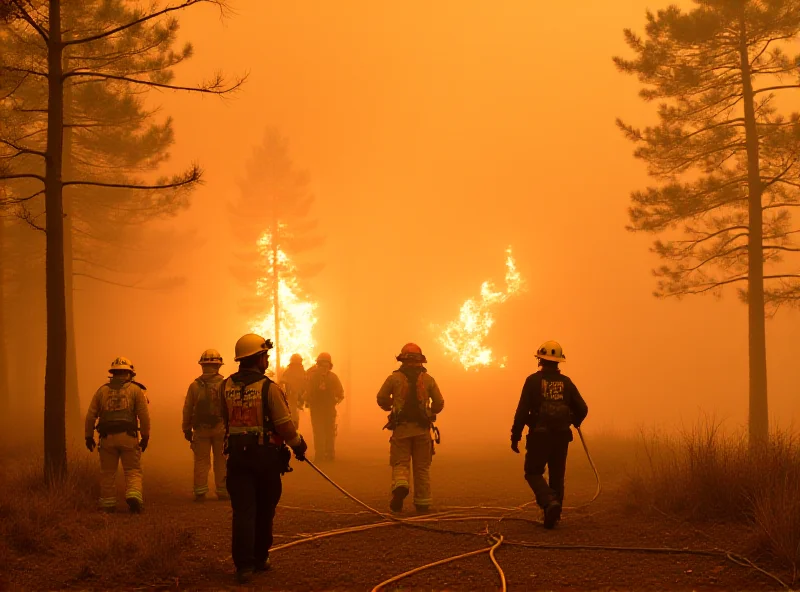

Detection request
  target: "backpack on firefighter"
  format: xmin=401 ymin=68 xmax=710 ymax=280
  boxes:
xmin=222 ymin=374 xmax=293 ymax=475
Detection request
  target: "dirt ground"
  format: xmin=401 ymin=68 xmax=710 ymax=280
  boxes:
xmin=3 ymin=436 xmax=793 ymax=591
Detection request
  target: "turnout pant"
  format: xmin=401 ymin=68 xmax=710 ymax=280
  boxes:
xmin=390 ymin=428 xmax=433 ymax=507
xmin=191 ymin=424 xmax=227 ymax=497
xmin=310 ymin=407 xmax=336 ymax=461
xmin=98 ymin=432 xmax=143 ymax=509
xmin=524 ymin=430 xmax=571 ymax=508
xmin=226 ymin=445 xmax=283 ymax=572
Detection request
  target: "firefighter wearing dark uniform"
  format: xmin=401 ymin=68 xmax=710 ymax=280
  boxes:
xmin=221 ymin=334 xmax=308 ymax=584
xmin=510 ymin=341 xmax=588 ymax=529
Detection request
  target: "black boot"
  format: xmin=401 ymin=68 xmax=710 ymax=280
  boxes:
xmin=390 ymin=486 xmax=409 ymax=513
xmin=543 ymin=500 xmax=561 ymax=529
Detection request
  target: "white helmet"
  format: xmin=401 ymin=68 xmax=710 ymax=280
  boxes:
xmin=534 ymin=341 xmax=566 ymax=363
xmin=109 ymin=356 xmax=136 ymax=375
xmin=234 ymin=333 xmax=273 ymax=362
xmin=198 ymin=349 xmax=224 ymax=365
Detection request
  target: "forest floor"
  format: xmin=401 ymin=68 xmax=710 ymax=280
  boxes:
xmin=1 ymin=435 xmax=795 ymax=591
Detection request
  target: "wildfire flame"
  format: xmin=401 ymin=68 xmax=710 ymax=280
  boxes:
xmin=251 ymin=229 xmax=318 ymax=372
xmin=438 ymin=247 xmax=524 ymax=370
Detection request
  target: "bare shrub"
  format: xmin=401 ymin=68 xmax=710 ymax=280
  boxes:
xmin=626 ymin=420 xmax=800 ymax=575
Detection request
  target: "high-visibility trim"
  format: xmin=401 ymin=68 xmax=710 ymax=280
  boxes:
xmin=125 ymin=490 xmax=144 ymax=503
xmin=273 ymin=415 xmax=292 ymax=425
xmin=413 ymin=497 xmax=433 ymax=506
xmin=99 ymin=497 xmax=117 ymax=508
xmin=392 ymin=480 xmax=410 ymax=491
xmin=194 ymin=485 xmax=210 ymax=496
xmin=215 ymin=487 xmax=228 ymax=496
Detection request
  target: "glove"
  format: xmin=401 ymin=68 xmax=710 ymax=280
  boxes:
xmin=139 ymin=437 xmax=149 ymax=453
xmin=291 ymin=436 xmax=308 ymax=461
xmin=183 ymin=430 xmax=193 ymax=443
xmin=85 ymin=437 xmax=96 ymax=452
xmin=511 ymin=439 xmax=520 ymax=454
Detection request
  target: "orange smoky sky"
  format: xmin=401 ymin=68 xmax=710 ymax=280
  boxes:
xmin=73 ymin=1 xmax=800 ymax=446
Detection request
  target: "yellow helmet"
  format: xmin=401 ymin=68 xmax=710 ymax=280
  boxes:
xmin=198 ymin=349 xmax=224 ymax=365
xmin=234 ymin=334 xmax=273 ymax=362
xmin=535 ymin=341 xmax=566 ymax=363
xmin=109 ymin=356 xmax=135 ymax=375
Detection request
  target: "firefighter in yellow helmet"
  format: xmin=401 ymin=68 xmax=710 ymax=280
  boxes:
xmin=510 ymin=341 xmax=588 ymax=529
xmin=84 ymin=357 xmax=150 ymax=513
xmin=221 ymin=333 xmax=307 ymax=584
xmin=377 ymin=343 xmax=444 ymax=513
xmin=279 ymin=353 xmax=306 ymax=430
xmin=182 ymin=349 xmax=228 ymax=501
xmin=305 ymin=352 xmax=344 ymax=462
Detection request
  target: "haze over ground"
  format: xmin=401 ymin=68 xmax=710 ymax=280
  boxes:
xmin=60 ymin=0 xmax=800 ymax=446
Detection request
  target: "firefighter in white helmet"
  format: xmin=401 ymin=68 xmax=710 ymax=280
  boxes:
xmin=377 ymin=343 xmax=444 ymax=513
xmin=84 ymin=357 xmax=151 ymax=513
xmin=221 ymin=333 xmax=308 ymax=584
xmin=510 ymin=341 xmax=588 ymax=529
xmin=182 ymin=349 xmax=228 ymax=501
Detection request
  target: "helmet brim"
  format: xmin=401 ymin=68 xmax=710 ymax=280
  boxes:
xmin=535 ymin=354 xmax=565 ymax=363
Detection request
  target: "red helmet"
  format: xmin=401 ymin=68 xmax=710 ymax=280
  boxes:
xmin=396 ymin=343 xmax=427 ymax=363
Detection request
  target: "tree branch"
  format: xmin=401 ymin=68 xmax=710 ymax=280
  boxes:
xmin=64 ymin=0 xmax=223 ymax=47
xmin=10 ymin=0 xmax=49 ymax=43
xmin=63 ymin=173 xmax=200 ymax=191
xmin=0 ymin=172 xmax=45 ymax=183
xmin=62 ymin=71 xmax=245 ymax=95
xmin=752 ymin=84 xmax=800 ymax=96
xmin=0 ymin=138 xmax=45 ymax=158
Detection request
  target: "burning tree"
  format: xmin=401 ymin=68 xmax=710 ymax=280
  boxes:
xmin=438 ymin=247 xmax=524 ymax=370
xmin=0 ymin=0 xmax=243 ymax=479
xmin=230 ymin=128 xmax=322 ymax=377
xmin=615 ymin=0 xmax=800 ymax=442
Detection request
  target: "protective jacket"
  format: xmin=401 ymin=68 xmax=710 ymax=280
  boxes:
xmin=221 ymin=369 xmax=296 ymax=449
xmin=510 ymin=368 xmax=588 ymax=442
xmin=305 ymin=366 xmax=344 ymax=410
xmin=377 ymin=365 xmax=444 ymax=435
xmin=85 ymin=378 xmax=150 ymax=438
xmin=182 ymin=373 xmax=225 ymax=431
xmin=280 ymin=362 xmax=306 ymax=408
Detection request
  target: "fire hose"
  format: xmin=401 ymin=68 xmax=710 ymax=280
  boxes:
xmin=275 ymin=430 xmax=791 ymax=591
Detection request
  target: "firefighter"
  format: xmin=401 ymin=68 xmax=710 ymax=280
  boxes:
xmin=221 ymin=333 xmax=308 ymax=584
xmin=305 ymin=352 xmax=344 ymax=462
xmin=510 ymin=341 xmax=588 ymax=529
xmin=377 ymin=343 xmax=444 ymax=513
xmin=279 ymin=353 xmax=306 ymax=430
xmin=182 ymin=349 xmax=228 ymax=501
xmin=84 ymin=357 xmax=150 ymax=514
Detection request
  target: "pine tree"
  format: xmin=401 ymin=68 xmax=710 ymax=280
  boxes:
xmin=615 ymin=0 xmax=800 ymax=442
xmin=229 ymin=128 xmax=322 ymax=376
xmin=0 ymin=0 xmax=243 ymax=479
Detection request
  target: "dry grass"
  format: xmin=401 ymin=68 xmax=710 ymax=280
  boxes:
xmin=0 ymin=451 xmax=194 ymax=588
xmin=626 ymin=420 xmax=800 ymax=578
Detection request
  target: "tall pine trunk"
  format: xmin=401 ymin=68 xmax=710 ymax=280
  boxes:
xmin=739 ymin=14 xmax=769 ymax=444
xmin=62 ymin=50 xmax=81 ymax=441
xmin=0 ymin=214 xmax=9 ymax=429
xmin=272 ymin=219 xmax=281 ymax=380
xmin=44 ymin=0 xmax=68 ymax=480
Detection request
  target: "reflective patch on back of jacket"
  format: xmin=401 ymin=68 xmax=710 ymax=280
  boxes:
xmin=98 ymin=382 xmax=138 ymax=431
xmin=537 ymin=377 xmax=571 ymax=430
xmin=223 ymin=378 xmax=268 ymax=436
